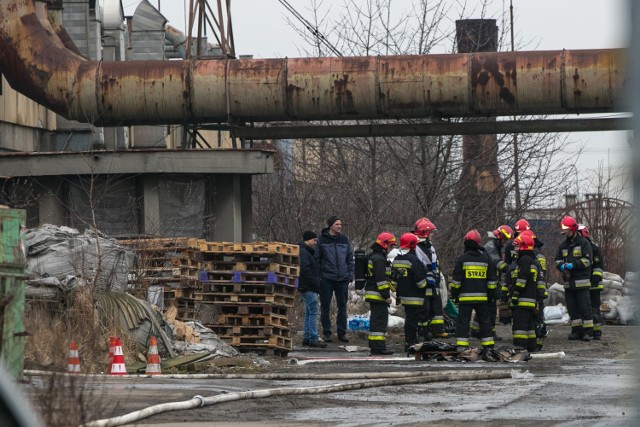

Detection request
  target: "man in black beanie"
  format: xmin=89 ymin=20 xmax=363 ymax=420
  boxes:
xmin=316 ymin=215 xmax=354 ymax=343
xmin=298 ymin=230 xmax=327 ymax=348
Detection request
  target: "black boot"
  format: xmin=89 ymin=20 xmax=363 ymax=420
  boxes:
xmin=337 ymin=334 xmax=349 ymax=343
xmin=323 ymin=333 xmax=332 ymax=343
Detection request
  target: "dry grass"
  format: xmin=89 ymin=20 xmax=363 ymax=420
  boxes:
xmin=24 ymin=286 xmax=135 ymax=373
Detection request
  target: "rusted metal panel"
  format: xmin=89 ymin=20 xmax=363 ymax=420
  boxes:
xmin=563 ymin=49 xmax=626 ymax=112
xmin=227 ymin=58 xmax=286 ymax=121
xmin=190 ymin=59 xmax=227 ymax=121
xmin=286 ymin=57 xmax=378 ymax=119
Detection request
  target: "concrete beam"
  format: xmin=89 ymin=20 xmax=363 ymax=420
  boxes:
xmin=0 ymin=150 xmax=274 ymax=177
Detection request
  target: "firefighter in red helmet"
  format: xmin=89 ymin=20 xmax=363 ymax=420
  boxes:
xmin=451 ymin=230 xmax=497 ymax=351
xmin=471 ymin=224 xmax=513 ymax=341
xmin=392 ymin=233 xmax=428 ymax=351
xmin=510 ymin=233 xmax=544 ymax=351
xmin=555 ymin=216 xmax=594 ymax=341
xmin=578 ymin=224 xmax=605 ymax=340
xmin=414 ymin=218 xmax=448 ymax=339
xmin=365 ymin=232 xmax=397 ymax=355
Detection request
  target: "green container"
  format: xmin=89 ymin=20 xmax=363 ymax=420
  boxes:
xmin=0 ymin=208 xmax=26 ymax=378
xmin=444 ymin=298 xmax=459 ymax=319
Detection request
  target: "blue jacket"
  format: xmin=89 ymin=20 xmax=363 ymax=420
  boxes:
xmin=316 ymin=227 xmax=354 ymax=282
xmin=298 ymin=242 xmax=321 ymax=293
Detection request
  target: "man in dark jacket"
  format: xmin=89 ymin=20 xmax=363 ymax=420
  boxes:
xmin=555 ymin=215 xmax=594 ymax=341
xmin=317 ymin=215 xmax=355 ymax=343
xmin=451 ymin=229 xmax=497 ymax=351
xmin=365 ymin=232 xmax=397 ymax=355
xmin=298 ymin=230 xmax=327 ymax=348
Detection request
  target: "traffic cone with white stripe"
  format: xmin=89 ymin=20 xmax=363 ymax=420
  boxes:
xmin=110 ymin=338 xmax=127 ymax=375
xmin=106 ymin=336 xmax=116 ymax=373
xmin=67 ymin=340 xmax=81 ymax=374
xmin=145 ymin=336 xmax=161 ymax=375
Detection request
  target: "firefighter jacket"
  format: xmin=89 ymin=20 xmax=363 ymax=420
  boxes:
xmin=588 ymin=239 xmax=604 ymax=291
xmin=392 ymin=250 xmax=427 ymax=306
xmin=316 ymin=227 xmax=355 ymax=282
xmin=416 ymin=240 xmax=441 ymax=297
xmin=484 ymin=238 xmax=508 ymax=274
xmin=298 ymin=242 xmax=321 ymax=293
xmin=533 ymin=238 xmax=548 ymax=299
xmin=365 ymin=243 xmax=392 ymax=303
xmin=451 ymin=240 xmax=497 ymax=304
xmin=554 ymin=234 xmax=593 ymax=289
xmin=511 ymin=251 xmax=544 ymax=309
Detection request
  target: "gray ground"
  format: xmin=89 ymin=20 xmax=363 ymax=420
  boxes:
xmin=22 ymin=322 xmax=639 ymax=426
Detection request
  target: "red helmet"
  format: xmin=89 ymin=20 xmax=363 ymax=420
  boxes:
xmin=375 ymin=232 xmax=397 ymax=250
xmin=464 ymin=229 xmax=482 ymax=245
xmin=578 ymin=224 xmax=590 ymax=238
xmin=519 ymin=229 xmax=537 ymax=240
xmin=492 ymin=225 xmax=513 ymax=240
xmin=514 ymin=233 xmax=535 ymax=251
xmin=399 ymin=232 xmax=419 ymax=250
xmin=560 ymin=215 xmax=578 ymax=233
xmin=414 ymin=217 xmax=436 ymax=238
xmin=514 ymin=219 xmax=531 ymax=233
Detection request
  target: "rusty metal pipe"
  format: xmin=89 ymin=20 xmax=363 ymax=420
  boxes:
xmin=0 ymin=0 xmax=629 ymax=127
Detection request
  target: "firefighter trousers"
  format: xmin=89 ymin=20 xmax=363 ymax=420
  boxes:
xmin=471 ymin=299 xmax=497 ymax=336
xmin=566 ymin=288 xmax=593 ymax=337
xmin=512 ymin=307 xmax=537 ymax=352
xmin=368 ymin=301 xmax=389 ymax=350
xmin=403 ymin=305 xmax=422 ymax=349
xmin=418 ymin=294 xmax=445 ymax=335
xmin=456 ymin=303 xmax=494 ymax=348
xmin=590 ymin=289 xmax=602 ymax=338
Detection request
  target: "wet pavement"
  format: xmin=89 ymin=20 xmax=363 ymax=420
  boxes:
xmin=22 ymin=323 xmax=639 ymax=426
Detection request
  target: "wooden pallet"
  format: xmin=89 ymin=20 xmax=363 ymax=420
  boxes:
xmin=210 ymin=324 xmax=291 ymax=338
xmin=198 ymin=270 xmax=297 ymax=286
xmin=203 ymin=302 xmax=289 ymax=317
xmin=199 ymin=241 xmax=299 ymax=256
xmin=226 ymin=334 xmax=292 ymax=349
xmin=192 ymin=292 xmax=295 ymax=307
xmin=200 ymin=281 xmax=297 ymax=296
xmin=214 ymin=312 xmax=289 ymax=327
xmin=200 ymin=253 xmax=299 ymax=267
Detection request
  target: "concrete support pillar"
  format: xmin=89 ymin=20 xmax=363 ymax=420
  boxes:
xmin=37 ymin=177 xmax=65 ymax=226
xmin=212 ymin=175 xmax=252 ymax=242
xmin=142 ymin=175 xmax=161 ymax=235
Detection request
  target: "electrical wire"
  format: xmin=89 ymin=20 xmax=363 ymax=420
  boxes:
xmin=276 ymin=0 xmax=343 ymax=56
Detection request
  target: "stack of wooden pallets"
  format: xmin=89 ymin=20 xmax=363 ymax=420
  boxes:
xmin=121 ymin=238 xmax=299 ymax=356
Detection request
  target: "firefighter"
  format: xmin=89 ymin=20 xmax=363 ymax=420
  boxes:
xmin=414 ymin=218 xmax=448 ymax=339
xmin=555 ymin=215 xmax=594 ymax=341
xmin=510 ymin=233 xmax=543 ymax=352
xmin=392 ymin=233 xmax=428 ymax=351
xmin=578 ymin=224 xmax=605 ymax=340
xmin=365 ymin=232 xmax=397 ymax=355
xmin=451 ymin=229 xmax=497 ymax=350
xmin=471 ymin=224 xmax=513 ymax=340
xmin=519 ymin=229 xmax=549 ymax=350
xmin=504 ymin=218 xmax=531 ymax=267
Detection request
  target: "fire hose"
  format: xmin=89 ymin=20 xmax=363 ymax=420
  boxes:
xmin=80 ymin=369 xmax=516 ymax=427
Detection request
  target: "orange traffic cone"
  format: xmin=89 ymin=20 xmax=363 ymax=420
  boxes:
xmin=67 ymin=340 xmax=81 ymax=374
xmin=145 ymin=336 xmax=161 ymax=375
xmin=106 ymin=336 xmax=116 ymax=373
xmin=110 ymin=338 xmax=127 ymax=375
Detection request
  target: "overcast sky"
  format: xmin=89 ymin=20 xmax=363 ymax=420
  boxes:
xmin=122 ymin=0 xmax=631 ymax=194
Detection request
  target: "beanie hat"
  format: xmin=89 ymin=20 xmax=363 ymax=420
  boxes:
xmin=326 ymin=215 xmax=340 ymax=227
xmin=302 ymin=230 xmax=318 ymax=241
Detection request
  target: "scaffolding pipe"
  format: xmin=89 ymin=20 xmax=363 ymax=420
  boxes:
xmin=80 ymin=369 xmax=516 ymax=427
xmin=0 ymin=0 xmax=629 ymax=127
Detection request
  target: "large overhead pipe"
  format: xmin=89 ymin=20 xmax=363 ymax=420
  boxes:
xmin=0 ymin=0 xmax=629 ymax=127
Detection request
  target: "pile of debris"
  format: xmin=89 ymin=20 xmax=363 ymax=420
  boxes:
xmin=546 ymin=271 xmax=638 ymax=325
